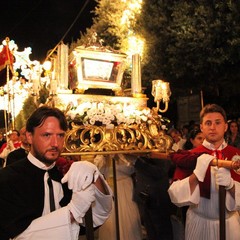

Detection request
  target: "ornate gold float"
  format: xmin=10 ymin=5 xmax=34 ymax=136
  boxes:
xmin=55 ymin=92 xmax=173 ymax=156
xmin=55 ymin=43 xmax=173 ymax=156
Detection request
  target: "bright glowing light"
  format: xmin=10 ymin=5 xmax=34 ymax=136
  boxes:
xmin=120 ymin=0 xmax=144 ymax=56
xmin=128 ymin=1 xmax=142 ymax=12
xmin=121 ymin=10 xmax=132 ymax=26
xmin=120 ymin=0 xmax=142 ymax=26
xmin=83 ymin=59 xmax=113 ymax=80
xmin=0 ymin=40 xmax=54 ymax=119
xmin=127 ymin=36 xmax=145 ymax=56
xmin=43 ymin=61 xmax=52 ymax=71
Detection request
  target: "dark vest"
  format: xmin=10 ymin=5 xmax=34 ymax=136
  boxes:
xmin=0 ymin=158 xmax=72 ymax=240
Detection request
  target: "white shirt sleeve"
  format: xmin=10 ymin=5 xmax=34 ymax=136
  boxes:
xmin=91 ymin=185 xmax=113 ymax=227
xmin=226 ymin=180 xmax=240 ymax=211
xmin=168 ymin=177 xmax=200 ymax=207
xmin=13 ymin=207 xmax=80 ymax=240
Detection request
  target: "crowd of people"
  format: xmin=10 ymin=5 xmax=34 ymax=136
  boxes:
xmin=1 ymin=103 xmax=240 ymax=240
xmin=169 ymin=116 xmax=240 ymax=152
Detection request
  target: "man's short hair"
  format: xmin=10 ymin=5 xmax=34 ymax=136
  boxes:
xmin=200 ymin=104 xmax=227 ymax=123
xmin=11 ymin=129 xmax=20 ymax=137
xmin=26 ymin=106 xmax=68 ymax=133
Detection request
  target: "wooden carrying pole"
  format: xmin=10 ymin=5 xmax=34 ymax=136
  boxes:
xmin=219 ymin=185 xmax=226 ymax=240
xmin=84 ymin=207 xmax=94 ymax=240
xmin=151 ymin=151 xmax=240 ymax=170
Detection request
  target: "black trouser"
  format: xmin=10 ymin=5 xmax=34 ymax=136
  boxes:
xmin=133 ymin=157 xmax=177 ymax=240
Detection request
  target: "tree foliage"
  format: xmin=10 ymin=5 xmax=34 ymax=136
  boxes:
xmin=72 ymin=0 xmax=240 ymax=116
xmin=72 ymin=0 xmax=130 ymax=51
xmin=137 ymin=0 xmax=240 ymax=95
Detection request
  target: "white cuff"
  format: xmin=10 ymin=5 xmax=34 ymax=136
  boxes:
xmin=14 ymin=207 xmax=80 ymax=240
xmin=168 ymin=177 xmax=200 ymax=207
xmin=91 ymin=181 xmax=113 ymax=227
xmin=225 ymin=178 xmax=234 ymax=190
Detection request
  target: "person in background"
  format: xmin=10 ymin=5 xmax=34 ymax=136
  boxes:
xmin=95 ymin=154 xmax=143 ymax=240
xmin=134 ymin=153 xmax=175 ymax=240
xmin=168 ymin=128 xmax=186 ymax=152
xmin=168 ymin=104 xmax=240 ymax=240
xmin=183 ymin=128 xmax=205 ymax=150
xmin=187 ymin=120 xmax=200 ymax=133
xmin=181 ymin=124 xmax=189 ymax=140
xmin=0 ymin=129 xmax=21 ymax=152
xmin=0 ymin=132 xmax=6 ymax=148
xmin=225 ymin=120 xmax=240 ymax=149
xmin=6 ymin=127 xmax=30 ymax=166
xmin=0 ymin=106 xmax=113 ymax=240
xmin=0 ymin=129 xmax=21 ymax=165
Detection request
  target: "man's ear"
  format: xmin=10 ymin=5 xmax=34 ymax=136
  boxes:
xmin=224 ymin=122 xmax=228 ymax=133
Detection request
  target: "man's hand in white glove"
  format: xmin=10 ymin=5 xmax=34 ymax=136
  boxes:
xmin=61 ymin=161 xmax=100 ymax=191
xmin=216 ymin=167 xmax=234 ymax=190
xmin=193 ymin=153 xmax=214 ymax=182
xmin=68 ymin=184 xmax=95 ymax=223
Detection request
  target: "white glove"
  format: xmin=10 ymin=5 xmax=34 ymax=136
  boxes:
xmin=61 ymin=161 xmax=100 ymax=191
xmin=68 ymin=184 xmax=95 ymax=223
xmin=193 ymin=153 xmax=214 ymax=182
xmin=216 ymin=167 xmax=234 ymax=190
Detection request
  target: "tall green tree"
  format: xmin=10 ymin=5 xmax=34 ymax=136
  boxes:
xmin=72 ymin=0 xmax=240 ymax=116
xmin=73 ymin=0 xmax=134 ymax=52
xmin=137 ymin=1 xmax=240 ymax=95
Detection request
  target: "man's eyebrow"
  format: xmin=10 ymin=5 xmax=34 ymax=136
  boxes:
xmin=215 ymin=118 xmax=223 ymax=121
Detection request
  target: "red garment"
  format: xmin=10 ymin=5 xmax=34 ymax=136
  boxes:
xmin=171 ymin=145 xmax=240 ymax=198
xmin=171 ymin=150 xmax=204 ymax=181
xmin=55 ymin=157 xmax=74 ymax=175
xmin=0 ymin=142 xmax=21 ymax=153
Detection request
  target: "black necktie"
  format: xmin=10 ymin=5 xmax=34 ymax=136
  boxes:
xmin=47 ymin=174 xmax=56 ymax=212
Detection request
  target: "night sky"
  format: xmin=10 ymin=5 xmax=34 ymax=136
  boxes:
xmin=0 ymin=0 xmax=97 ymax=62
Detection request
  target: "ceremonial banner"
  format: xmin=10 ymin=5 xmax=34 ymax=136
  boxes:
xmin=0 ymin=44 xmax=13 ymax=72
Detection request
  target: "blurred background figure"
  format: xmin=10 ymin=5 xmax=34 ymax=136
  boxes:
xmin=6 ymin=127 xmax=30 ymax=166
xmin=225 ymin=120 xmax=240 ymax=148
xmin=168 ymin=128 xmax=186 ymax=152
xmin=181 ymin=125 xmax=189 ymax=140
xmin=134 ymin=155 xmax=175 ymax=240
xmin=0 ymin=129 xmax=21 ymax=166
xmin=0 ymin=132 xmax=6 ymax=148
xmin=94 ymin=154 xmax=143 ymax=240
xmin=183 ymin=128 xmax=205 ymax=150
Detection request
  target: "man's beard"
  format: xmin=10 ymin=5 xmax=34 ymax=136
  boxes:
xmin=33 ymin=146 xmax=60 ymax=165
